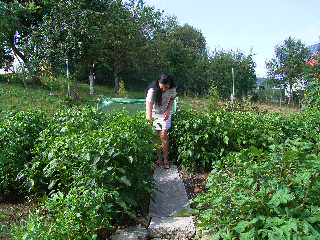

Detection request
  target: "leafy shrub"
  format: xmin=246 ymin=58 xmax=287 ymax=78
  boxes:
xmin=116 ymin=79 xmax=129 ymax=98
xmin=283 ymin=108 xmax=320 ymax=142
xmin=0 ymin=109 xmax=47 ymax=193
xmin=20 ymin=107 xmax=158 ymax=219
xmin=169 ymin=108 xmax=221 ymax=172
xmin=171 ymin=107 xmax=320 ymax=172
xmin=1 ymin=107 xmax=158 ymax=238
xmin=188 ymin=140 xmax=320 ymax=239
xmin=303 ymin=76 xmax=320 ymax=109
xmin=205 ymin=85 xmax=219 ymax=113
xmin=4 ymin=186 xmax=113 ymax=239
xmin=170 ymin=108 xmax=286 ymax=172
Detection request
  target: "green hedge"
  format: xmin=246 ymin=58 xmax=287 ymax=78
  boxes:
xmin=1 ymin=107 xmax=159 ymax=239
xmin=170 ymin=108 xmax=320 ymax=172
xmin=0 ymin=109 xmax=47 ymax=193
xmin=187 ymin=141 xmax=320 ymax=239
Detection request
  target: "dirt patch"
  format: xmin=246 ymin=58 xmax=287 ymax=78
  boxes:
xmin=179 ymin=169 xmax=209 ymax=208
xmin=0 ymin=190 xmax=39 ymax=239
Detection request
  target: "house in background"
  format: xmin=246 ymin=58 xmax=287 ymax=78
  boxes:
xmin=282 ymin=43 xmax=320 ymax=100
xmin=307 ymin=43 xmax=320 ymax=66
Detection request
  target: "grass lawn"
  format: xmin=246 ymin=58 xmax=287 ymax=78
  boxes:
xmin=0 ymin=73 xmax=301 ymax=118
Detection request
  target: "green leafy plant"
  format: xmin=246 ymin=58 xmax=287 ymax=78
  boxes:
xmin=170 ymin=107 xmax=320 ymax=172
xmin=0 ymin=109 xmax=47 ymax=193
xmin=20 ymin=107 xmax=158 ymax=218
xmin=2 ymin=107 xmax=160 ymax=238
xmin=187 ymin=140 xmax=320 ymax=239
xmin=170 ymin=108 xmax=286 ymax=172
xmin=116 ymin=79 xmax=129 ymax=98
xmin=205 ymin=85 xmax=219 ymax=113
xmin=5 ymin=187 xmax=114 ymax=239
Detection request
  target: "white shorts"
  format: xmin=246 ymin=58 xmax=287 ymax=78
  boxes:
xmin=152 ymin=113 xmax=171 ymax=130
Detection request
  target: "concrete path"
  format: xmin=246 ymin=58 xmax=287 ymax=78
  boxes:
xmin=111 ymin=162 xmax=195 ymax=240
xmin=148 ymin=163 xmax=195 ymax=239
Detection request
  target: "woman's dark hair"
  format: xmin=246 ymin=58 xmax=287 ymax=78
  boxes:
xmin=146 ymin=73 xmax=175 ymax=106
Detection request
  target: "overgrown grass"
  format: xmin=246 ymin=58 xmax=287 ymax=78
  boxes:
xmin=0 ymin=73 xmax=301 ymax=118
xmin=0 ymin=74 xmax=145 ymax=118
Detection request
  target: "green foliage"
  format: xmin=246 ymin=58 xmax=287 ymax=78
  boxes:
xmin=162 ymin=24 xmax=210 ymax=93
xmin=188 ymin=141 xmax=320 ymax=239
xmin=303 ymin=73 xmax=320 ymax=110
xmin=0 ymin=0 xmax=53 ymax=65
xmin=205 ymin=85 xmax=219 ymax=113
xmin=208 ymin=48 xmax=257 ymax=99
xmin=0 ymin=107 xmax=159 ymax=238
xmin=20 ymin=108 xmax=157 ymax=216
xmin=170 ymin=108 xmax=287 ymax=172
xmin=5 ymin=186 xmax=113 ymax=239
xmin=266 ymin=37 xmax=311 ymax=103
xmin=0 ymin=109 xmax=47 ymax=193
xmin=116 ymin=79 xmax=129 ymax=98
xmin=171 ymin=107 xmax=320 ymax=173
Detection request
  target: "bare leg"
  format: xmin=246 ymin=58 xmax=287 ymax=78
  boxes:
xmin=155 ymin=130 xmax=163 ymax=164
xmin=158 ymin=130 xmax=169 ymax=164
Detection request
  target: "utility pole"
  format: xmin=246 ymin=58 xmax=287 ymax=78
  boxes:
xmin=66 ymin=59 xmax=71 ymax=99
xmin=231 ymin=68 xmax=235 ymax=103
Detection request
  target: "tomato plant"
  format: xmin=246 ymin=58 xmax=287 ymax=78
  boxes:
xmin=188 ymin=141 xmax=320 ymax=239
xmin=0 ymin=109 xmax=47 ymax=193
xmin=2 ymin=107 xmax=159 ymax=238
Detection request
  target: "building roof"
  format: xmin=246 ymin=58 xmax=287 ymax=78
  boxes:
xmin=307 ymin=43 xmax=319 ymax=65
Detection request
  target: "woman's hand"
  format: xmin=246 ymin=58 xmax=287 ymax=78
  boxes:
xmin=163 ymin=110 xmax=170 ymax=121
xmin=163 ymin=97 xmax=175 ymax=121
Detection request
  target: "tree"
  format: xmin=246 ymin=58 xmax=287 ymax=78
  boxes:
xmin=28 ymin=0 xmax=98 ymax=96
xmin=266 ymin=37 xmax=311 ymax=104
xmin=303 ymin=43 xmax=320 ymax=108
xmin=209 ymin=48 xmax=256 ymax=99
xmin=235 ymin=50 xmax=257 ymax=97
xmin=0 ymin=0 xmax=53 ymax=82
xmin=149 ymin=22 xmax=210 ymax=93
xmin=28 ymin=0 xmax=136 ymax=96
xmin=101 ymin=1 xmax=146 ymax=92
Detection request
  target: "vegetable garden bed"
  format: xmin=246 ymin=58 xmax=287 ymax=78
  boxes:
xmin=1 ymin=106 xmax=320 ymax=239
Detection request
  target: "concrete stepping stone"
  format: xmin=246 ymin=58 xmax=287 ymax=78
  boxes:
xmin=148 ymin=163 xmax=195 ymax=239
xmin=148 ymin=216 xmax=195 ymax=239
xmin=110 ymin=163 xmax=195 ymax=239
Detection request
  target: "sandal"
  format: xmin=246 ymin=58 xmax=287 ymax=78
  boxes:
xmin=163 ymin=162 xmax=170 ymax=169
xmin=154 ymin=161 xmax=162 ymax=167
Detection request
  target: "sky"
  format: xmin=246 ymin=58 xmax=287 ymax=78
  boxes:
xmin=1 ymin=0 xmax=319 ymax=77
xmin=142 ymin=0 xmax=320 ymax=78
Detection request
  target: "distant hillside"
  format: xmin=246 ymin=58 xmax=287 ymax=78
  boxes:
xmin=257 ymin=77 xmax=267 ymax=87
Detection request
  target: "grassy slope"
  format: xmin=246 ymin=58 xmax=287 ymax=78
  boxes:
xmin=0 ymin=74 xmax=146 ymax=117
xmin=0 ymin=73 xmax=300 ymax=118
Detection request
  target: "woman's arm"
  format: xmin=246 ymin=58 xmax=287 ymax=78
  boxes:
xmin=146 ymin=101 xmax=153 ymax=121
xmin=163 ymin=97 xmax=175 ymax=121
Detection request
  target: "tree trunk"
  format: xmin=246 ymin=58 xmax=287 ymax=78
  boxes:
xmin=9 ymin=34 xmax=26 ymax=63
xmin=14 ymin=53 xmax=36 ymax=107
xmin=288 ymin=84 xmax=292 ymax=105
xmin=72 ymin=62 xmax=79 ymax=99
xmin=114 ymin=65 xmax=119 ymax=93
xmin=89 ymin=63 xmax=95 ymax=95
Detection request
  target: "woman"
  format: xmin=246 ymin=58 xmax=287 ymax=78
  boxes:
xmin=146 ymin=73 xmax=177 ymax=169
